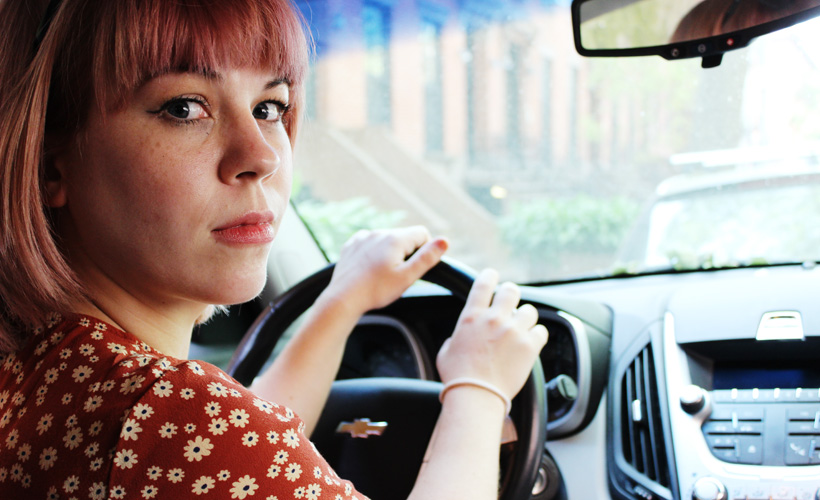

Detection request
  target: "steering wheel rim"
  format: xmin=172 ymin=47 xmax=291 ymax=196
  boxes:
xmin=227 ymin=259 xmax=546 ymax=500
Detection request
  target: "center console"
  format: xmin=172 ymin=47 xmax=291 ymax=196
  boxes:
xmin=663 ymin=314 xmax=820 ymax=500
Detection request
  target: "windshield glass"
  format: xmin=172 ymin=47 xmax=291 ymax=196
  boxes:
xmin=290 ymin=1 xmax=820 ymax=283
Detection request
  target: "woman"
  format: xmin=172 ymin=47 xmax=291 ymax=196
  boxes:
xmin=0 ymin=0 xmax=548 ymax=498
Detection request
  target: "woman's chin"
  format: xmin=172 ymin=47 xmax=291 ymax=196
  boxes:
xmin=206 ymin=275 xmax=268 ymax=307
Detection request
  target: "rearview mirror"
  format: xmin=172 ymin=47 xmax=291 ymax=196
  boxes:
xmin=572 ymin=0 xmax=820 ymax=67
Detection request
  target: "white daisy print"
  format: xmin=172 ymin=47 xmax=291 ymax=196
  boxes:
xmin=204 ymin=401 xmax=221 ymax=417
xmin=63 ymin=475 xmax=80 ymax=493
xmin=120 ymin=375 xmax=146 ymax=394
xmin=62 ymin=427 xmax=83 ymax=449
xmin=284 ymin=462 xmax=302 ymax=482
xmin=88 ymin=482 xmax=106 ymax=500
xmin=167 ymin=468 xmax=185 ymax=483
xmin=241 ymin=431 xmax=259 ymax=447
xmin=252 ymin=398 xmax=275 ymax=414
xmin=206 ymin=381 xmax=229 ymax=398
xmin=141 ymin=484 xmax=158 ymax=499
xmin=273 ymin=449 xmax=289 ymax=464
xmin=71 ymin=365 xmax=93 ymax=383
xmin=267 ymin=464 xmax=281 ymax=479
xmin=305 ymin=483 xmax=322 ymax=500
xmin=36 ymin=414 xmax=53 ymax=435
xmin=191 ymin=476 xmax=215 ymax=495
xmin=84 ymin=441 xmax=100 ymax=457
xmin=107 ymin=343 xmax=126 ymax=354
xmin=159 ymin=422 xmax=178 ymax=439
xmin=208 ymin=418 xmax=229 ymax=436
xmin=183 ymin=436 xmax=214 ymax=462
xmin=113 ymin=449 xmax=138 ymax=469
xmin=83 ymin=395 xmax=103 ymax=413
xmin=110 ymin=486 xmax=127 ymax=499
xmin=146 ymin=466 xmax=163 ymax=481
xmin=39 ymin=447 xmax=58 ymax=470
xmin=120 ymin=418 xmax=142 ymax=441
xmin=132 ymin=403 xmax=154 ymax=420
xmin=88 ymin=420 xmax=103 ymax=436
xmin=228 ymin=408 xmax=250 ymax=428
xmin=266 ymin=430 xmax=279 ymax=444
xmin=218 ymin=470 xmax=231 ymax=481
xmin=283 ymin=428 xmax=300 ymax=449
xmin=187 ymin=361 xmax=205 ymax=376
xmin=230 ymin=475 xmax=259 ymax=499
xmin=153 ymin=379 xmax=173 ymax=398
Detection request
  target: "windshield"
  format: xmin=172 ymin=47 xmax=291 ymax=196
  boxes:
xmin=290 ymin=1 xmax=820 ymax=283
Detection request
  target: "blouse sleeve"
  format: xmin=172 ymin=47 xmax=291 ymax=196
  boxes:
xmin=107 ymin=359 xmax=367 ymax=500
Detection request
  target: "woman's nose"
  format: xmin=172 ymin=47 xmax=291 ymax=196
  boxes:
xmin=217 ymin=115 xmax=282 ymax=184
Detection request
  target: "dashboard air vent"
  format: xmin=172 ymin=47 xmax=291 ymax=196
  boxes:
xmin=619 ymin=344 xmax=671 ymax=489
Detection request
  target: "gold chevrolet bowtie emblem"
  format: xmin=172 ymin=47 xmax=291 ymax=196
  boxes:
xmin=336 ymin=418 xmax=388 ymax=438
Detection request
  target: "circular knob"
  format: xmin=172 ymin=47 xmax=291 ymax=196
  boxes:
xmin=546 ymin=375 xmax=578 ymax=402
xmin=692 ymin=477 xmax=727 ymax=500
xmin=680 ymin=384 xmax=707 ymax=414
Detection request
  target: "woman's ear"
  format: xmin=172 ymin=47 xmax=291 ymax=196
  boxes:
xmin=44 ymin=153 xmax=69 ymax=208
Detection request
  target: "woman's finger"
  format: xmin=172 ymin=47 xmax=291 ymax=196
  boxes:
xmin=392 ymin=225 xmax=433 ymax=258
xmin=489 ymin=281 xmax=521 ymax=313
xmin=463 ymin=268 xmax=499 ymax=311
xmin=511 ymin=303 xmax=539 ymax=330
xmin=400 ymin=237 xmax=448 ymax=277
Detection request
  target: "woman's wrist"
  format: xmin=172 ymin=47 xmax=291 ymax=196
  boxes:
xmin=439 ymin=378 xmax=510 ymax=415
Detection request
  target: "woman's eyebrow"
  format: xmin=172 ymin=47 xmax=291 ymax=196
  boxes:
xmin=265 ymin=79 xmax=290 ymax=90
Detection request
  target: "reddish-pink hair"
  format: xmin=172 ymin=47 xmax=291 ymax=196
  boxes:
xmin=0 ymin=0 xmax=310 ymax=351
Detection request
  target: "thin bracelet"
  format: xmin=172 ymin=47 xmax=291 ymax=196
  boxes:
xmin=439 ymin=377 xmax=512 ymax=415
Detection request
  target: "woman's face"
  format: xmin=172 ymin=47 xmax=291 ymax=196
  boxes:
xmin=53 ymin=67 xmax=293 ymax=313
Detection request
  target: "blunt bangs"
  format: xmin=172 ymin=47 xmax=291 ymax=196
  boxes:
xmin=52 ymin=0 xmax=309 ymax=139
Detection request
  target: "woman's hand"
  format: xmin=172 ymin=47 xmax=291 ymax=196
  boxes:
xmin=436 ymin=269 xmax=549 ymax=402
xmin=322 ymin=226 xmax=449 ymax=316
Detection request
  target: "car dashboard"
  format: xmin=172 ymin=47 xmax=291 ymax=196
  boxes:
xmin=339 ymin=264 xmax=820 ymax=500
xmin=194 ymin=263 xmax=820 ymax=500
xmin=548 ymin=264 xmax=820 ymax=500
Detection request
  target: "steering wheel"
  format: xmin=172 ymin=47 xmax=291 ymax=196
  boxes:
xmin=227 ymin=260 xmax=546 ymax=500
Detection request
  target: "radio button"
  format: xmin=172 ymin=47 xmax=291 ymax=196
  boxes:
xmin=735 ymin=408 xmax=764 ymax=421
xmin=707 ymin=436 xmax=735 ymax=448
xmin=704 ymin=422 xmax=736 ymax=434
xmin=788 ymin=408 xmax=820 ymax=421
xmin=797 ymin=389 xmax=820 ymax=403
xmin=712 ymin=447 xmax=738 ymax=463
xmin=735 ymin=422 xmax=763 ymax=434
xmin=737 ymin=436 xmax=763 ymax=464
xmin=786 ymin=437 xmax=812 ymax=465
xmin=788 ymin=422 xmax=820 ymax=435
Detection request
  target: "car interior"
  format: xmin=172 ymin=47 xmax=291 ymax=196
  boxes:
xmin=192 ymin=1 xmax=820 ymax=499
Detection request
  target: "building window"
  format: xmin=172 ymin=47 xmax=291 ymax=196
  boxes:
xmin=420 ymin=19 xmax=444 ymax=153
xmin=363 ymin=2 xmax=392 ymax=126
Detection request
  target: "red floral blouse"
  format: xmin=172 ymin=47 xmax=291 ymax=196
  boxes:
xmin=0 ymin=313 xmax=365 ymax=500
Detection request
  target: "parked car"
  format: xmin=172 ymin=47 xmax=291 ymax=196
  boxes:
xmin=615 ymin=156 xmax=820 ymax=274
xmin=195 ymin=1 xmax=820 ymax=499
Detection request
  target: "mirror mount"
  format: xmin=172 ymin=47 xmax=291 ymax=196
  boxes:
xmin=702 ymin=54 xmax=723 ymax=68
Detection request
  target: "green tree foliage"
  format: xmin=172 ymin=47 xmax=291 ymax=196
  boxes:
xmin=295 ymin=198 xmax=406 ymax=261
xmin=500 ymin=196 xmax=640 ymax=276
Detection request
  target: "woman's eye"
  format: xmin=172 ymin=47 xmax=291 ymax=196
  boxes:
xmin=253 ymin=101 xmax=287 ymax=121
xmin=162 ymin=99 xmax=207 ymax=121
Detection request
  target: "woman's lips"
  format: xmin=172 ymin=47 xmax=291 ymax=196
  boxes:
xmin=213 ymin=211 xmax=275 ymax=245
